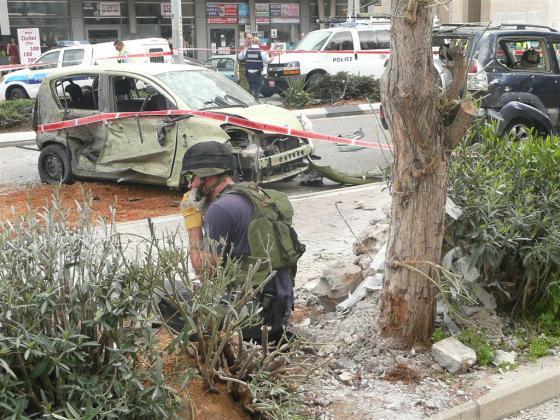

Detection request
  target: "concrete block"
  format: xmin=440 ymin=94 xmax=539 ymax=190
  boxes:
xmin=428 ymin=400 xmax=479 ymax=420
xmin=432 ymin=337 xmax=476 ymax=374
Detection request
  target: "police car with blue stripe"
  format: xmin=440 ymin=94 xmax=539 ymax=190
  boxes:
xmin=0 ymin=38 xmax=171 ymax=100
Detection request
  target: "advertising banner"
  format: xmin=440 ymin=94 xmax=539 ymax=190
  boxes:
xmin=160 ymin=3 xmax=172 ymax=17
xmin=99 ymin=2 xmax=121 ymax=16
xmin=17 ymin=28 xmax=41 ymax=65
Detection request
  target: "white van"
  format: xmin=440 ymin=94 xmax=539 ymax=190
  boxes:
xmin=0 ymin=38 xmax=171 ymax=100
xmin=266 ymin=20 xmax=390 ymax=93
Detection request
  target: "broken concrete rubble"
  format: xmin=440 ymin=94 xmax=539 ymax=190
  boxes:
xmin=492 ymin=350 xmax=516 ymax=366
xmin=432 ymin=337 xmax=476 ymax=374
xmin=335 ymin=274 xmax=383 ymax=312
xmin=311 ymin=261 xmax=363 ymax=311
xmin=352 ymin=221 xmax=389 ymax=256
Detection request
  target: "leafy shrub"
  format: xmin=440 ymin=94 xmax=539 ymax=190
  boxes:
xmin=312 ymin=72 xmax=380 ymax=104
xmin=282 ymin=76 xmax=312 ymax=109
xmin=0 ymin=99 xmax=35 ymax=130
xmin=446 ymin=125 xmax=560 ymax=314
xmin=0 ymin=193 xmax=178 ymax=418
xmin=431 ymin=328 xmax=448 ymax=343
xmin=458 ymin=328 xmax=493 ymax=366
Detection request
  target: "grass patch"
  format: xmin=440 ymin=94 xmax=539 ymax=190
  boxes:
xmin=458 ymin=327 xmax=494 ymax=366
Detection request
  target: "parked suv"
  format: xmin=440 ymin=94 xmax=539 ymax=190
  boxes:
xmin=437 ymin=23 xmax=560 ymax=139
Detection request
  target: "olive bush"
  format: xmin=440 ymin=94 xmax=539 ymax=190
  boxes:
xmin=446 ymin=123 xmax=560 ymax=315
xmin=0 ymin=99 xmax=34 ymax=130
xmin=312 ymin=72 xmax=380 ymax=104
xmin=0 ymin=194 xmax=178 ymax=418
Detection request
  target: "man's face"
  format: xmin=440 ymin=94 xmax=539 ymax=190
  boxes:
xmin=189 ymin=175 xmax=219 ymax=198
xmin=115 ymin=43 xmax=123 ymax=52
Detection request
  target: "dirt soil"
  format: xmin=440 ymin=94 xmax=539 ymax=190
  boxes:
xmin=0 ymin=181 xmax=182 ymax=224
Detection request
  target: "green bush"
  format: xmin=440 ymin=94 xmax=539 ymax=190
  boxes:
xmin=446 ymin=124 xmax=560 ymax=314
xmin=312 ymin=72 xmax=380 ymax=104
xmin=0 ymin=194 xmax=178 ymax=418
xmin=0 ymin=99 xmax=35 ymax=130
xmin=282 ymin=77 xmax=312 ymax=109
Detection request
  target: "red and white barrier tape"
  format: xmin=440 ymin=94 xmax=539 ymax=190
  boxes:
xmin=36 ymin=109 xmax=392 ymax=151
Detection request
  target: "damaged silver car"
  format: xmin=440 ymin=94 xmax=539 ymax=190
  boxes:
xmin=34 ymin=64 xmax=313 ymax=187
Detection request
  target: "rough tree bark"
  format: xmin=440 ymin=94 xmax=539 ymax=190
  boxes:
xmin=378 ymin=0 xmax=475 ymax=349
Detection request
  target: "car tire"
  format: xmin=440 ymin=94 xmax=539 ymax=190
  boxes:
xmin=38 ymin=144 xmax=73 ymax=184
xmin=504 ymin=119 xmax=538 ymax=141
xmin=8 ymin=87 xmax=29 ymax=100
xmin=261 ymin=88 xmax=274 ymax=98
xmin=305 ymin=71 xmax=326 ymax=90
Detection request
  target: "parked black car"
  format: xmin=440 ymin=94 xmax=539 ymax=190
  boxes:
xmin=382 ymin=23 xmax=560 ymax=140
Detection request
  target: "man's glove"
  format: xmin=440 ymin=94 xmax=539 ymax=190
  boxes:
xmin=180 ymin=189 xmax=205 ymax=230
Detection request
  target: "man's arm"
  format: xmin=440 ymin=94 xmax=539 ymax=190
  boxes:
xmin=187 ymin=226 xmax=218 ymax=277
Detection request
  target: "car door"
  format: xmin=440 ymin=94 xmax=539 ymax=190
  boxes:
xmin=322 ymin=31 xmax=356 ymax=75
xmin=355 ymin=29 xmax=390 ymax=78
xmin=96 ymin=74 xmax=179 ymax=180
xmin=546 ymin=35 xmax=560 ymax=129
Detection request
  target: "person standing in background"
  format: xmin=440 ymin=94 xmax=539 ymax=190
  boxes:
xmin=113 ymin=40 xmax=129 ymax=63
xmin=235 ymin=32 xmax=253 ymax=91
xmin=7 ymin=38 xmax=19 ymax=65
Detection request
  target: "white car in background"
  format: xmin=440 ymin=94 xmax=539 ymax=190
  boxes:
xmin=0 ymin=38 xmax=171 ymax=100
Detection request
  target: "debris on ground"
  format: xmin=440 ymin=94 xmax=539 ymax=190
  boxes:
xmin=432 ymin=337 xmax=477 ymax=374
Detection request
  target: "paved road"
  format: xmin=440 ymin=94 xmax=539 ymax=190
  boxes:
xmin=0 ymin=114 xmax=392 ymax=193
xmin=504 ymin=397 xmax=560 ymax=419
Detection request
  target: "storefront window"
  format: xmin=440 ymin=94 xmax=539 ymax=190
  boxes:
xmin=8 ymin=0 xmax=71 ymax=40
xmin=254 ymin=1 xmax=301 ymax=48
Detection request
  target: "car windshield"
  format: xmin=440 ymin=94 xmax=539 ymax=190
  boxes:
xmin=156 ymin=69 xmax=257 ymax=110
xmin=295 ymin=31 xmax=332 ymax=51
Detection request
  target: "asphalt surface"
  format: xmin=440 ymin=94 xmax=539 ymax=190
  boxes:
xmin=0 ymin=114 xmax=392 ymax=192
xmin=504 ymin=397 xmax=560 ymax=419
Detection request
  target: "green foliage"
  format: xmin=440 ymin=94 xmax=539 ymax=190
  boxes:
xmin=282 ymin=77 xmax=312 ymax=109
xmin=447 ymin=125 xmax=560 ymax=314
xmin=528 ymin=337 xmax=552 ymax=359
xmin=431 ymin=328 xmax=448 ymax=343
xmin=0 ymin=99 xmax=35 ymax=129
xmin=312 ymin=72 xmax=380 ymax=104
xmin=458 ymin=327 xmax=493 ymax=366
xmin=0 ymin=191 xmax=178 ymax=418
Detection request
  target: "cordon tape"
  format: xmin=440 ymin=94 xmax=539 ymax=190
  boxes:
xmin=36 ymin=108 xmax=393 ymax=151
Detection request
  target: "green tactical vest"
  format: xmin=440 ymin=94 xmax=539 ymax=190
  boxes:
xmin=220 ymin=182 xmax=306 ymax=286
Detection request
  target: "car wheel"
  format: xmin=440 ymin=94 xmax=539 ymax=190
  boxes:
xmin=504 ymin=119 xmax=537 ymax=141
xmin=38 ymin=144 xmax=73 ymax=184
xmin=261 ymin=88 xmax=274 ymax=98
xmin=8 ymin=87 xmax=29 ymax=100
xmin=305 ymin=71 xmax=325 ymax=90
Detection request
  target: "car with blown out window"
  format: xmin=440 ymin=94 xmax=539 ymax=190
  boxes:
xmin=33 ymin=63 xmax=313 ymax=187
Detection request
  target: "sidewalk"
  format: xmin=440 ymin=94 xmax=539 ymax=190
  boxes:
xmin=0 ymin=102 xmax=380 ymax=148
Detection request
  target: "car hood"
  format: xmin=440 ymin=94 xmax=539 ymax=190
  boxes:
xmin=214 ymin=104 xmax=303 ymax=130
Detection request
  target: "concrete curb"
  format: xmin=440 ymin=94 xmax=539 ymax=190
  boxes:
xmin=429 ymin=359 xmax=560 ymax=420
xmin=291 ymin=102 xmax=379 ymax=120
xmin=0 ymin=131 xmax=35 ymax=147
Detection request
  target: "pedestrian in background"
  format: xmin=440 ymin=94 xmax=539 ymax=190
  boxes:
xmin=7 ymin=38 xmax=19 ymax=65
xmin=235 ymin=32 xmax=253 ymax=91
xmin=113 ymin=40 xmax=129 ymax=63
xmin=237 ymin=37 xmax=272 ymax=100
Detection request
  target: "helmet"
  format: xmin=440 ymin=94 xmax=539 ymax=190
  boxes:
xmin=181 ymin=141 xmax=237 ymax=177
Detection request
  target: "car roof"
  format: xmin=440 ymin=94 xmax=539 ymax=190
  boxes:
xmin=44 ymin=63 xmax=207 ymax=80
xmin=434 ymin=23 xmax=558 ymax=37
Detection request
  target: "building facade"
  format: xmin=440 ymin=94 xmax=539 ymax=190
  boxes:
xmin=1 ymin=0 xmax=558 ymax=61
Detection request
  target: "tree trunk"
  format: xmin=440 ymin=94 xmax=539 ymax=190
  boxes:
xmin=378 ymin=0 xmax=447 ymax=349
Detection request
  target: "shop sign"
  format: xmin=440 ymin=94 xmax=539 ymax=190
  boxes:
xmin=17 ymin=27 xmax=41 ymax=65
xmin=238 ymin=17 xmax=249 ymax=24
xmin=255 ymin=3 xmax=269 ymax=17
xmin=281 ymin=3 xmax=299 ymax=17
xmin=238 ymin=3 xmax=249 ymax=18
xmin=161 ymin=3 xmax=172 ymax=17
xmin=256 ymin=17 xmax=270 ymax=24
xmin=208 ymin=17 xmax=237 ymax=24
xmin=83 ymin=2 xmax=94 ymax=10
xmin=269 ymin=3 xmax=281 ymax=17
xmin=270 ymin=17 xmax=300 ymax=23
xmin=99 ymin=2 xmax=120 ymax=16
xmin=206 ymin=3 xmax=238 ymax=16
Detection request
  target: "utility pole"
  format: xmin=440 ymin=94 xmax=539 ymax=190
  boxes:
xmin=171 ymin=0 xmax=184 ymax=64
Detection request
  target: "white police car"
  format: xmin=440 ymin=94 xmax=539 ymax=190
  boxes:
xmin=0 ymin=38 xmax=171 ymax=100
xmin=267 ymin=19 xmax=390 ymax=93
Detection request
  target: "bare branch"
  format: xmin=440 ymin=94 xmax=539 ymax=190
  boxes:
xmin=444 ymin=101 xmax=477 ymax=149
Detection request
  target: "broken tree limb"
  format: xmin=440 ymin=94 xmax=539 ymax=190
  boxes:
xmin=442 ymin=42 xmax=469 ymax=110
xmin=444 ymin=101 xmax=477 ymax=150
xmin=309 ymin=161 xmax=384 ymax=186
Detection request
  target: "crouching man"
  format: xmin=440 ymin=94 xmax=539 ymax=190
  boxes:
xmin=159 ymin=141 xmax=305 ymax=343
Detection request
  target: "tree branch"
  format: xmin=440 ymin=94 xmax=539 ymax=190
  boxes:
xmin=405 ymin=0 xmax=418 ymax=23
xmin=444 ymin=101 xmax=477 ymax=149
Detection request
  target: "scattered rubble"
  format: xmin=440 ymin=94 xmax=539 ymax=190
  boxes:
xmin=352 ymin=220 xmax=389 ymax=256
xmin=311 ymin=261 xmax=363 ymax=311
xmin=492 ymin=350 xmax=517 ymax=366
xmin=432 ymin=337 xmax=476 ymax=374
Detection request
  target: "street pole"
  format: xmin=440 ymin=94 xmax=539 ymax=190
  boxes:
xmin=171 ymin=0 xmax=184 ymax=64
